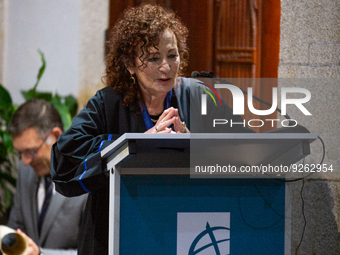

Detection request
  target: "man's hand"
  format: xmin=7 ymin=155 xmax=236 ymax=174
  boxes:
xmin=16 ymin=229 xmax=40 ymax=255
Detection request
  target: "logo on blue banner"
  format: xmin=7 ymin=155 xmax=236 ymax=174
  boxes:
xmin=177 ymin=212 xmax=230 ymax=255
xmin=189 ymin=222 xmax=230 ymax=255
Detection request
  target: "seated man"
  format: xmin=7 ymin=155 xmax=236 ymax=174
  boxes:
xmin=7 ymin=99 xmax=87 ymax=255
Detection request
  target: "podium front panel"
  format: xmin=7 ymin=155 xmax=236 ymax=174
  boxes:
xmin=103 ymin=133 xmax=317 ymax=255
xmin=120 ymin=176 xmax=285 ymax=255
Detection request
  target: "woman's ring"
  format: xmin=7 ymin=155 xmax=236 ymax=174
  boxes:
xmin=155 ymin=126 xmax=159 ymax=132
xmin=182 ymin=122 xmax=187 ymax=133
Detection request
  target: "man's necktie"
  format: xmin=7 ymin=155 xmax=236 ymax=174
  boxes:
xmin=38 ymin=175 xmax=53 ymax=235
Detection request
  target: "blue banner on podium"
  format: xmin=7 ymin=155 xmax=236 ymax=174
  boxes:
xmin=120 ymin=176 xmax=285 ymax=255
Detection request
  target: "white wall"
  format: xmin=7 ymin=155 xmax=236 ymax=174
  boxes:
xmin=3 ymin=0 xmax=81 ymax=104
xmin=0 ymin=0 xmax=4 ymax=83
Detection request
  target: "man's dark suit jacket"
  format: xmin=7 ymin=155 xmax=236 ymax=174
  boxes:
xmin=7 ymin=162 xmax=87 ymax=255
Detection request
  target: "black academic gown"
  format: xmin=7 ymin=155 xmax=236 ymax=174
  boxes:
xmin=51 ymin=77 xmax=253 ymax=254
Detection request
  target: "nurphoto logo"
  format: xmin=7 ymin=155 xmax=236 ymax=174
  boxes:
xmin=200 ymin=83 xmax=312 ymax=128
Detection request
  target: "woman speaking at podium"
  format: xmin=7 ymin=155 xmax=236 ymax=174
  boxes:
xmin=51 ymin=4 xmax=251 ymax=254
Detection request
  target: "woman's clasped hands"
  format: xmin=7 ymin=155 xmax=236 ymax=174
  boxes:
xmin=145 ymin=107 xmax=189 ymax=134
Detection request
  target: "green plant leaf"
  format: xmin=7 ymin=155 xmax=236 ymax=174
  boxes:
xmin=64 ymin=95 xmax=78 ymax=118
xmin=0 ymin=142 xmax=8 ymax=163
xmin=50 ymin=98 xmax=72 ymax=131
xmin=22 ymin=49 xmax=46 ymax=100
xmin=21 ymin=90 xmax=30 ymax=101
xmin=0 ymin=171 xmax=16 ymax=187
xmin=3 ymin=133 xmax=13 ymax=151
xmin=0 ymin=109 xmax=10 ymax=124
xmin=21 ymin=88 xmax=36 ymax=101
xmin=53 ymin=93 xmax=62 ymax=104
xmin=33 ymin=49 xmax=46 ymax=91
xmin=0 ymin=180 xmax=4 ymax=214
xmin=5 ymin=188 xmax=12 ymax=208
xmin=0 ymin=84 xmax=12 ymax=110
xmin=34 ymin=91 xmax=53 ymax=101
xmin=21 ymin=90 xmax=52 ymax=102
xmin=0 ymin=104 xmax=18 ymax=125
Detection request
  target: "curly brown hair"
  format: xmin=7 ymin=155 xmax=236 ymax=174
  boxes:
xmin=103 ymin=4 xmax=189 ymax=106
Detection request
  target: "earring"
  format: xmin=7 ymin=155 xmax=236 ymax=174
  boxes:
xmin=129 ymin=75 xmax=135 ymax=84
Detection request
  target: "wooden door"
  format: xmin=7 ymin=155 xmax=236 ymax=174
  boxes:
xmin=212 ymin=0 xmax=280 ymax=132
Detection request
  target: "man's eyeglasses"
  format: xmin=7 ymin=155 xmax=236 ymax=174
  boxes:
xmin=17 ymin=134 xmax=50 ymax=159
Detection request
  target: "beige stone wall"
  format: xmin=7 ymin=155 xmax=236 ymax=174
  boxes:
xmin=77 ymin=0 xmax=109 ymax=110
xmin=279 ymin=0 xmax=340 ymax=254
